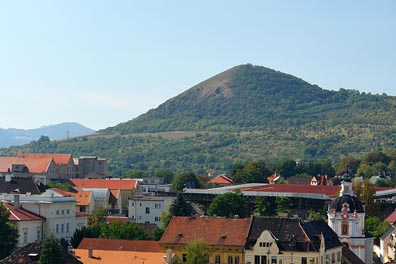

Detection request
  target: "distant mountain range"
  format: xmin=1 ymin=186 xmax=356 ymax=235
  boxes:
xmin=0 ymin=122 xmax=95 ymax=148
xmin=2 ymin=64 xmax=396 ymax=176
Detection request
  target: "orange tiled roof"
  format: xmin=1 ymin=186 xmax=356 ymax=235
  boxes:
xmin=106 ymin=216 xmax=128 ymax=223
xmin=74 ymin=248 xmax=168 ymax=264
xmin=63 ymin=190 xmax=92 ymax=206
xmin=159 ymin=216 xmax=251 ymax=246
xmin=78 ymin=238 xmax=160 ymax=252
xmin=208 ymin=175 xmax=233 ymax=185
xmin=69 ymin=179 xmax=138 ymax=190
xmin=3 ymin=202 xmax=45 ymax=221
xmin=17 ymin=153 xmax=72 ymax=164
xmin=0 ymin=156 xmax=52 ymax=173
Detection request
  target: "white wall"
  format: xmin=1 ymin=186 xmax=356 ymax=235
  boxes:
xmin=128 ymin=196 xmax=174 ymax=227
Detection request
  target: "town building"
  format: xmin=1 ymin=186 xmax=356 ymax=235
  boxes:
xmin=159 ymin=216 xmax=251 ymax=263
xmin=245 ymin=216 xmax=342 ymax=264
xmin=2 ymin=201 xmax=45 ymax=248
xmin=327 ymin=172 xmax=374 ymax=263
xmin=128 ymin=195 xmax=174 ymax=227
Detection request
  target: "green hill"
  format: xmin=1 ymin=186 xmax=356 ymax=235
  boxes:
xmin=2 ymin=64 xmax=396 ymax=176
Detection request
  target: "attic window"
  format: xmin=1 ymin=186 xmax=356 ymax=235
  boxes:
xmin=177 ymin=233 xmax=183 ymax=238
xmin=221 ymin=234 xmax=227 ymax=239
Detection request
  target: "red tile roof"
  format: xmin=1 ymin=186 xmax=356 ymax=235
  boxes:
xmin=160 ymin=216 xmax=251 ymax=246
xmin=17 ymin=153 xmax=72 ymax=164
xmin=77 ymin=238 xmax=160 ymax=252
xmin=3 ymin=202 xmax=44 ymax=221
xmin=0 ymin=157 xmax=52 ymax=173
xmin=63 ymin=190 xmax=92 ymax=206
xmin=208 ymin=175 xmax=233 ymax=185
xmin=239 ymin=184 xmax=342 ymax=198
xmin=69 ymin=179 xmax=138 ymax=190
xmin=385 ymin=210 xmax=396 ymax=224
xmin=74 ymin=249 xmax=168 ymax=264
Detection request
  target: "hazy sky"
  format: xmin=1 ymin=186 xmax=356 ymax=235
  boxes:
xmin=1 ymin=1 xmax=395 ymax=130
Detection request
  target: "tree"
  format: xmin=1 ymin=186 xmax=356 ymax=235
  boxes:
xmin=39 ymin=235 xmax=66 ymax=264
xmin=102 ymin=222 xmax=147 ymax=240
xmin=0 ymin=203 xmax=18 ymax=259
xmin=277 ymin=159 xmax=297 ymax=178
xmin=172 ymin=172 xmax=200 ymax=191
xmin=70 ymin=225 xmax=101 ymax=248
xmin=336 ymin=156 xmax=359 ymax=175
xmin=208 ymin=190 xmax=247 ymax=218
xmin=360 ymin=177 xmax=379 ymax=217
xmin=169 ymin=193 xmax=193 ymax=216
xmin=253 ymin=197 xmax=272 ymax=216
xmin=154 ymin=168 xmax=175 ymax=184
xmin=88 ymin=207 xmax=107 ymax=226
xmin=365 ymin=216 xmax=390 ymax=238
xmin=123 ymin=169 xmax=149 ymax=178
xmin=185 ymin=238 xmax=210 ymax=264
xmin=232 ymin=160 xmax=270 ymax=184
xmin=275 ymin=196 xmax=292 ymax=216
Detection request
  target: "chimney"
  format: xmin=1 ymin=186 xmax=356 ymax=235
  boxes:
xmin=166 ymin=249 xmax=172 ymax=264
xmin=14 ymin=194 xmax=20 ymax=209
xmin=88 ymin=247 xmax=93 ymax=258
xmin=5 ymin=172 xmax=12 ymax=182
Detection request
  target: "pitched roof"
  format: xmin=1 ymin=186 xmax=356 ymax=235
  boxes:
xmin=287 ymin=177 xmax=311 ymax=185
xmin=77 ymin=238 xmax=160 ymax=252
xmin=385 ymin=210 xmax=396 ymax=224
xmin=3 ymin=202 xmax=44 ymax=221
xmin=69 ymin=179 xmax=138 ymax=190
xmin=342 ymin=246 xmax=365 ymax=264
xmin=63 ymin=190 xmax=92 ymax=206
xmin=0 ymin=157 xmax=52 ymax=173
xmin=246 ymin=216 xmax=341 ymax=252
xmin=159 ymin=216 xmax=251 ymax=246
xmin=208 ymin=175 xmax=233 ymax=185
xmin=0 ymin=176 xmax=42 ymax=194
xmin=73 ymin=249 xmax=168 ymax=264
xmin=17 ymin=153 xmax=72 ymax=165
xmin=109 ymin=189 xmax=119 ymax=205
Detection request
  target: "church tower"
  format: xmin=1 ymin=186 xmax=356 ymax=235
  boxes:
xmin=327 ymin=171 xmax=374 ymax=263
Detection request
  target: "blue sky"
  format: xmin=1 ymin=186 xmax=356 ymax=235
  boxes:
xmin=0 ymin=1 xmax=395 ymax=130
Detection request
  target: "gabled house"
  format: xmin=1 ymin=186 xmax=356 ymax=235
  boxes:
xmin=208 ymin=174 xmax=234 ymax=186
xmin=159 ymin=216 xmax=251 ymax=264
xmin=245 ymin=216 xmax=342 ymax=264
xmin=69 ymin=179 xmax=138 ymax=209
xmin=267 ymin=173 xmax=282 ymax=184
xmin=2 ymin=200 xmax=45 ymax=248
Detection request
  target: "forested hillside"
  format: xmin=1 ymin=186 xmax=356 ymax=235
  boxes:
xmin=1 ymin=64 xmax=396 ymax=177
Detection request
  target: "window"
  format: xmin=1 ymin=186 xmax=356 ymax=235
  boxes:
xmin=337 ymin=252 xmax=341 ymax=261
xmin=302 ymin=257 xmax=307 ymax=264
xmin=261 ymin=256 xmax=267 ymax=264
xmin=271 ymin=256 xmax=276 ymax=264
xmin=215 ymin=255 xmax=221 ymax=264
xmin=56 ymin=210 xmax=59 ymax=215
xmin=255 ymin=255 xmax=260 ymax=264
xmin=155 ymin=216 xmax=161 ymax=222
xmin=182 ymin=254 xmax=187 ymax=262
xmin=66 ymin=223 xmax=70 ymax=233
xmin=66 ymin=209 xmax=70 ymax=215
xmin=155 ymin=203 xmax=161 ymax=209
xmin=56 ymin=224 xmax=59 ymax=233
xmin=145 ymin=207 xmax=150 ymax=214
xmin=61 ymin=224 xmax=64 ymax=233
xmin=23 ymin=228 xmax=28 ymax=244
xmin=235 ymin=256 xmax=240 ymax=264
xmin=36 ymin=227 xmax=41 ymax=241
xmin=228 ymin=256 xmax=233 ymax=264
xmin=61 ymin=209 xmax=64 ymax=215
xmin=332 ymin=253 xmax=335 ymax=263
xmin=341 ymin=222 xmax=349 ymax=235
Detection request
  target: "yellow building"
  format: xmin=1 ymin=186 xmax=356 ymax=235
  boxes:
xmin=245 ymin=217 xmax=343 ymax=264
xmin=159 ymin=216 xmax=251 ymax=264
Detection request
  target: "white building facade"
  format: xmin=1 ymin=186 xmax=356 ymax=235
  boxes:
xmin=128 ymin=195 xmax=174 ymax=227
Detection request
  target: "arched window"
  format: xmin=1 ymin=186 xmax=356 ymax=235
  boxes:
xmin=341 ymin=222 xmax=349 ymax=236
